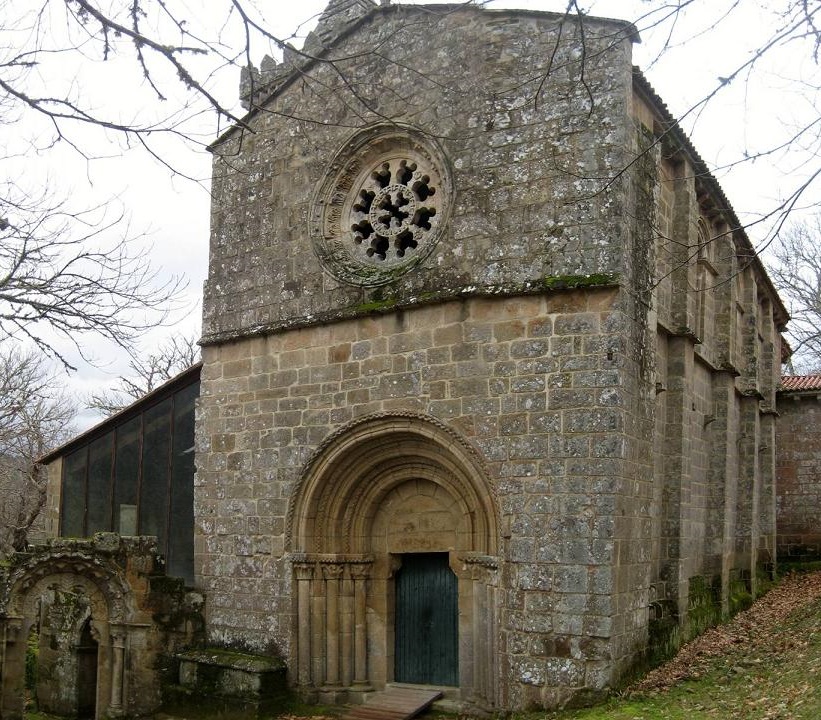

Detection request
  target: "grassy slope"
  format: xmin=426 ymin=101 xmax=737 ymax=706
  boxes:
xmin=539 ymin=572 xmax=821 ymax=720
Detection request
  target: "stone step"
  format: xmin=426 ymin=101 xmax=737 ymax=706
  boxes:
xmin=342 ymin=687 xmax=443 ymax=720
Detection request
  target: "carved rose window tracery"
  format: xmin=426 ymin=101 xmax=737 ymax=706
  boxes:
xmin=309 ymin=124 xmax=452 ymax=287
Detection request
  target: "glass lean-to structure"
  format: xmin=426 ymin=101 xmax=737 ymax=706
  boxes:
xmin=57 ymin=365 xmax=199 ymax=584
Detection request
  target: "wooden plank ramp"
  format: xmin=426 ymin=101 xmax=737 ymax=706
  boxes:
xmin=342 ymin=687 xmax=443 ymax=720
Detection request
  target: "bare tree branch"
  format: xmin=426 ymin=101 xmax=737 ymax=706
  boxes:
xmin=0 ymin=180 xmax=186 ymax=369
xmin=87 ymin=333 xmax=200 ymax=414
xmin=0 ymin=347 xmax=76 ymax=556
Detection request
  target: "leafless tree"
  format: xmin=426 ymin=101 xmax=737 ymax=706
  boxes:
xmin=1 ymin=180 xmax=186 ymax=369
xmin=0 ymin=348 xmax=76 ymax=556
xmin=769 ymin=216 xmax=821 ymax=373
xmin=1 ymin=0 xmax=819 ymax=367
xmin=87 ymin=334 xmax=201 ymax=415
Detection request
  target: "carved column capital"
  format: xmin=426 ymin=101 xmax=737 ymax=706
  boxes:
xmin=294 ymin=562 xmax=316 ymax=582
xmin=321 ymin=563 xmax=345 ymax=581
xmin=3 ymin=616 xmax=24 ymax=642
xmin=348 ymin=562 xmax=372 ymax=580
xmin=460 ymin=553 xmax=500 ymax=584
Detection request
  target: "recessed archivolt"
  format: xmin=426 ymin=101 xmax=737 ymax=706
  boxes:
xmin=339 ymin=459 xmax=483 ymax=554
xmin=287 ymin=412 xmax=499 ymax=555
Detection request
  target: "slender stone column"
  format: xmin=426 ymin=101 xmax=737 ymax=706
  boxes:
xmin=486 ymin=582 xmax=496 ymax=706
xmin=311 ymin=574 xmax=326 ymax=687
xmin=341 ymin=568 xmax=354 ymax=688
xmin=471 ymin=565 xmax=486 ymax=701
xmin=294 ymin=562 xmax=315 ymax=687
xmin=322 ymin=564 xmax=344 ymax=687
xmin=108 ymin=626 xmax=126 ymax=716
xmin=461 ymin=554 xmax=499 ymax=708
xmin=349 ymin=563 xmax=371 ymax=688
xmin=1 ymin=617 xmax=25 ymax=720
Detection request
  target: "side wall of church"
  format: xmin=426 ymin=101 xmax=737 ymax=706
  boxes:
xmin=634 ymin=87 xmax=782 ymax=629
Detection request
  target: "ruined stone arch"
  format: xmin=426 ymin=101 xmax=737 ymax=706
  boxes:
xmin=5 ymin=551 xmax=134 ymax=622
xmin=0 ymin=548 xmax=137 ymax=720
xmin=287 ymin=412 xmax=503 ymax=708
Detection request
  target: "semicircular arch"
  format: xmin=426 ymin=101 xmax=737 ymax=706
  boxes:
xmin=287 ymin=412 xmax=499 ymax=555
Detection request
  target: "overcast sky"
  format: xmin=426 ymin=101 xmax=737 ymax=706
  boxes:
xmin=10 ymin=0 xmax=817 ymax=431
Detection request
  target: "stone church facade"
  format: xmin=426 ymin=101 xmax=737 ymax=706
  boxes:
xmin=1 ymin=1 xmax=789 ymax=715
xmin=194 ymin=0 xmax=786 ymax=711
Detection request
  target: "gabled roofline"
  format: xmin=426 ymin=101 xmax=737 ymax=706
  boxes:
xmin=632 ymin=69 xmax=790 ymax=330
xmin=208 ymin=3 xmax=638 ymax=152
xmin=38 ymin=362 xmax=203 ymax=465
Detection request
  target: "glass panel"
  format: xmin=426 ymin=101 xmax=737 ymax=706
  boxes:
xmin=61 ymin=449 xmax=87 ymax=536
xmin=168 ymin=380 xmax=198 ymax=583
xmin=114 ymin=416 xmax=141 ymax=535
xmin=139 ymin=398 xmax=172 ymax=551
xmin=86 ymin=433 xmax=113 ymax=534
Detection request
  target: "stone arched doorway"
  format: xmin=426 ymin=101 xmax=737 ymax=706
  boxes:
xmin=288 ymin=413 xmax=501 ymax=709
xmin=0 ymin=548 xmax=134 ymax=720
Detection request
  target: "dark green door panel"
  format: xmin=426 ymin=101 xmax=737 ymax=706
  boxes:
xmin=395 ymin=553 xmax=459 ymax=686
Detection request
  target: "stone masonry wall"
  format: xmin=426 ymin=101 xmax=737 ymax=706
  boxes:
xmin=196 ymin=289 xmax=642 ymax=705
xmin=203 ymin=6 xmax=635 ymax=344
xmin=633 ymin=85 xmax=783 ymax=627
xmin=776 ymin=393 xmax=821 ymax=561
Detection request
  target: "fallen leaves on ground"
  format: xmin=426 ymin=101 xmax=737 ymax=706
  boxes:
xmin=627 ymin=571 xmax=821 ymax=695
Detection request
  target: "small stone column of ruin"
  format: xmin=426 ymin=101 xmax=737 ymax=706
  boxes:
xmin=0 ymin=617 xmax=25 ymax=719
xmin=108 ymin=626 xmax=126 ymax=716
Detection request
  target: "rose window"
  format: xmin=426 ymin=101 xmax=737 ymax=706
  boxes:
xmin=351 ymin=160 xmax=437 ymax=262
xmin=310 ymin=125 xmax=452 ymax=287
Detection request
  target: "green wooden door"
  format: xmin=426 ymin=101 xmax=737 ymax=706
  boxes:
xmin=395 ymin=553 xmax=458 ymax=686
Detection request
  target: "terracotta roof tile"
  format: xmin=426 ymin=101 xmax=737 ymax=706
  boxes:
xmin=780 ymin=375 xmax=821 ymax=392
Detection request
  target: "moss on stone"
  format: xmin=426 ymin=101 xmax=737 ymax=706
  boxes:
xmin=353 ymin=298 xmax=396 ymax=313
xmin=177 ymin=647 xmax=286 ymax=673
xmin=540 ymin=273 xmax=619 ymax=290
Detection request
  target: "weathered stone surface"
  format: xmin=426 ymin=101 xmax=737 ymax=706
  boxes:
xmin=776 ymin=385 xmax=821 ymax=563
xmin=0 ymin=536 xmax=205 ymax=720
xmin=20 ymin=1 xmax=781 ymax=716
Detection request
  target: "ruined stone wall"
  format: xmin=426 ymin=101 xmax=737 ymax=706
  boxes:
xmin=0 ymin=536 xmax=204 ymax=720
xmin=776 ymin=393 xmax=821 ymax=562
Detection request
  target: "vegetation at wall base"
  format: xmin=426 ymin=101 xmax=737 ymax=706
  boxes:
xmin=536 ymin=570 xmax=821 ymax=720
